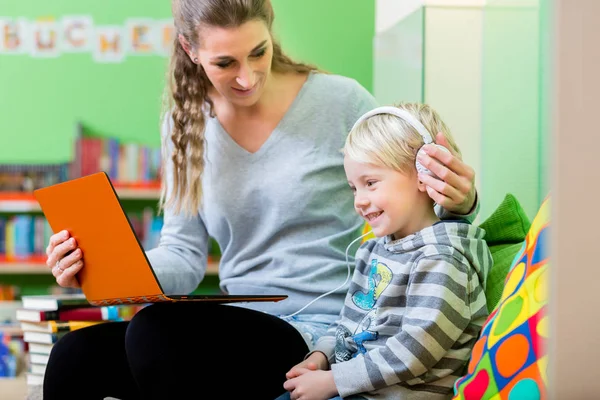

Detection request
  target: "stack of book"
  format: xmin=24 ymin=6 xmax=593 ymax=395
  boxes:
xmin=16 ymin=293 xmax=144 ymax=387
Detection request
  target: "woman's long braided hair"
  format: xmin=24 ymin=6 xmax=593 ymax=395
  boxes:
xmin=162 ymin=0 xmax=317 ymax=216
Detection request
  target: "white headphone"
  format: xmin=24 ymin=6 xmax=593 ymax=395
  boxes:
xmin=351 ymin=106 xmax=449 ymax=176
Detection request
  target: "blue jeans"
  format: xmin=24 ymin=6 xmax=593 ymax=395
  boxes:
xmin=274 ymin=314 xmax=368 ymax=400
xmin=278 ymin=313 xmax=338 ymax=350
xmin=275 ymin=392 xmax=366 ymax=400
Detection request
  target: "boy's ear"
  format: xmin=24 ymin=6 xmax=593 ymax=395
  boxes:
xmin=417 ymin=177 xmax=428 ymax=193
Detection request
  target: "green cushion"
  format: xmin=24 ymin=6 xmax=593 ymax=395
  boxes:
xmin=479 ymin=193 xmax=531 ymax=244
xmin=478 ymin=193 xmax=531 ymax=312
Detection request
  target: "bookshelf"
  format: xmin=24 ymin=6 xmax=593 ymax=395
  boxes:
xmin=0 ymin=187 xmax=220 ymax=277
xmin=0 ymin=135 xmax=222 ymax=308
xmin=0 ymin=264 xmax=49 ymax=274
xmin=0 ymin=183 xmax=222 ymax=301
xmin=0 ymin=187 xmax=162 ymax=213
xmin=0 ymin=260 xmax=219 ymax=276
xmin=0 ymin=199 xmax=39 ymax=213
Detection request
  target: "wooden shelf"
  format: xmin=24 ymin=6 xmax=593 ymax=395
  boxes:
xmin=113 ymin=187 xmax=161 ymax=200
xmin=0 ymin=199 xmax=39 ymax=213
xmin=0 ymin=188 xmax=161 ymax=213
xmin=0 ymin=263 xmax=49 ymax=274
xmin=0 ymin=261 xmax=219 ymax=276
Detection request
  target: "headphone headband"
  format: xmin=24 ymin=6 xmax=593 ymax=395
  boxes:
xmin=351 ymin=106 xmax=433 ymax=144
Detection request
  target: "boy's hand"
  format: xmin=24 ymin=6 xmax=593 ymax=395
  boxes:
xmin=286 ymin=352 xmax=329 ymax=379
xmin=283 ymin=370 xmax=337 ymax=400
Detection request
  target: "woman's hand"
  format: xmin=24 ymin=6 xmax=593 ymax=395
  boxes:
xmin=417 ymin=132 xmax=477 ymax=215
xmin=45 ymin=230 xmax=84 ymax=288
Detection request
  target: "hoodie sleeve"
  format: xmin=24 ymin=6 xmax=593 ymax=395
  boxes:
xmin=435 ymin=193 xmax=480 ymax=224
xmin=309 ymin=323 xmax=338 ymax=364
xmin=331 ymin=255 xmax=473 ymax=397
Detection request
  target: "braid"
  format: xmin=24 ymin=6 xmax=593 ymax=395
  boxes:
xmin=163 ymin=0 xmax=320 ymax=216
xmin=161 ymin=40 xmax=214 ymax=216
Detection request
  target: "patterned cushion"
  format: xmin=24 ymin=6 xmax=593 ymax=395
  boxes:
xmin=452 ymin=196 xmax=549 ymax=400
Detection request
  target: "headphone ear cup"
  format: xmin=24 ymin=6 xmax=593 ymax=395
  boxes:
xmin=416 ymin=144 xmax=450 ymax=178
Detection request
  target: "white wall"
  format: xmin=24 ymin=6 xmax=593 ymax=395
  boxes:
xmin=375 ymin=0 xmax=490 ymax=33
xmin=375 ymin=0 xmax=422 ymax=33
xmin=373 ymin=8 xmax=424 ymax=105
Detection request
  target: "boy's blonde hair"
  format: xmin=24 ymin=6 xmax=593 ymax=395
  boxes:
xmin=344 ymin=102 xmax=460 ymax=174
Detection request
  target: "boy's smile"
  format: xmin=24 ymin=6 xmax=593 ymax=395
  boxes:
xmin=364 ymin=211 xmax=383 ymax=222
xmin=344 ymin=156 xmax=440 ymax=240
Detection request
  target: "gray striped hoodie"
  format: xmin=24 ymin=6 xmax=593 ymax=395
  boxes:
xmin=312 ymin=221 xmax=492 ymax=400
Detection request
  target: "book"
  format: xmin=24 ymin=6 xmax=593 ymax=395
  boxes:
xmin=26 ymin=372 xmax=44 ymax=386
xmin=21 ymin=293 xmax=89 ymax=311
xmin=28 ymin=342 xmax=53 ymax=355
xmin=20 ymin=320 xmax=103 ymax=334
xmin=23 ymin=330 xmax=67 ymax=344
xmin=16 ymin=304 xmax=136 ymax=322
xmin=29 ymin=353 xmax=49 ymax=366
xmin=29 ymin=363 xmax=46 ymax=375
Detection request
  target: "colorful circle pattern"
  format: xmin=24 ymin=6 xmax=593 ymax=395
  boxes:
xmin=453 ymin=198 xmax=550 ymax=400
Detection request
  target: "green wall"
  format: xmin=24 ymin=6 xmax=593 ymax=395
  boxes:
xmin=481 ymin=4 xmax=541 ymax=219
xmin=0 ymin=0 xmax=374 ymax=164
xmin=538 ymin=0 xmax=551 ymax=200
xmin=272 ymin=0 xmax=374 ymax=92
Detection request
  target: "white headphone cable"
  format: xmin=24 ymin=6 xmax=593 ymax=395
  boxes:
xmin=281 ymin=230 xmax=373 ymax=319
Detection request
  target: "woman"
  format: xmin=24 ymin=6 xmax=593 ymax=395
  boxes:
xmin=43 ymin=1 xmax=477 ymax=398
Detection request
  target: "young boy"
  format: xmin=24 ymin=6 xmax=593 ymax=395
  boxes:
xmin=277 ymin=103 xmax=492 ymax=400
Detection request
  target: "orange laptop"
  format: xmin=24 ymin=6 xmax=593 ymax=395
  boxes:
xmin=33 ymin=172 xmax=287 ymax=306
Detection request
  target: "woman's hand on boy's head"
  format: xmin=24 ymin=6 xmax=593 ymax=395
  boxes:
xmin=417 ymin=132 xmax=476 ymax=215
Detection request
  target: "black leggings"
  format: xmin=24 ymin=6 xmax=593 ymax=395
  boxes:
xmin=43 ymin=303 xmax=309 ymax=399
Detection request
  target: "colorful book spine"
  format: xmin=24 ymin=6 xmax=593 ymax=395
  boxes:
xmin=0 ymin=217 xmax=5 ymax=254
xmin=21 ymin=320 xmax=103 ymax=333
xmin=16 ymin=305 xmax=126 ymax=322
xmin=59 ymin=306 xmax=122 ymax=321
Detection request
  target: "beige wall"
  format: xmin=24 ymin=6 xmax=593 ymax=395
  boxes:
xmin=424 ymin=7 xmax=483 ymax=220
xmin=549 ymin=0 xmax=600 ymax=397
